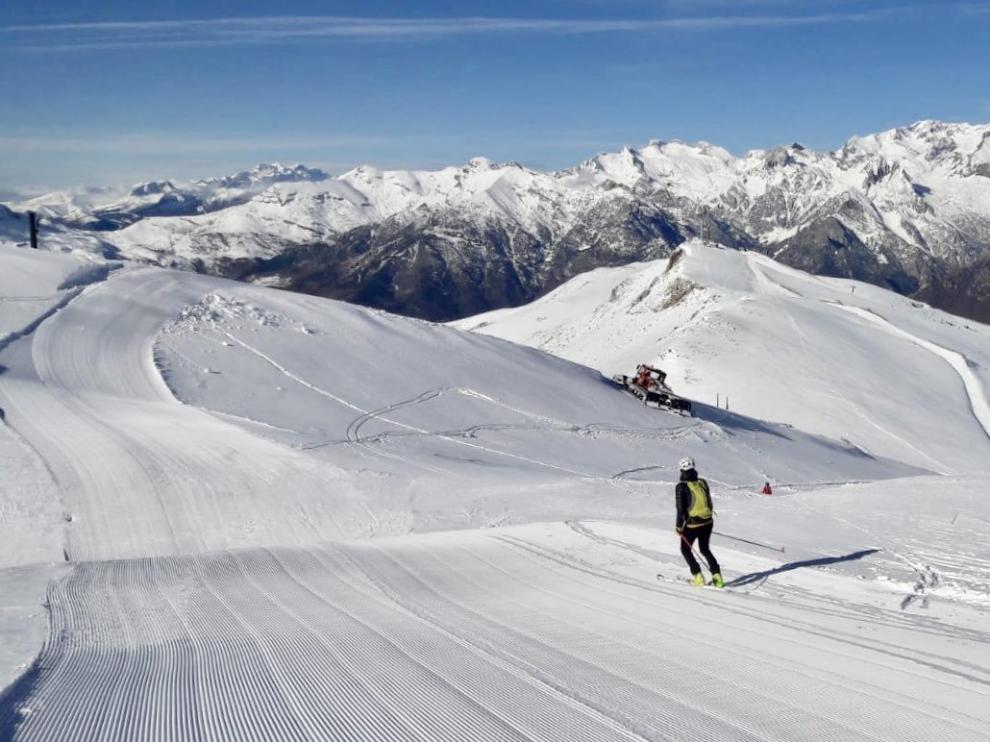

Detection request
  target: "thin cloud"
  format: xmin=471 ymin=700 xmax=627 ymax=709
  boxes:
xmin=0 ymin=133 xmax=394 ymax=155
xmin=0 ymin=12 xmax=898 ymax=52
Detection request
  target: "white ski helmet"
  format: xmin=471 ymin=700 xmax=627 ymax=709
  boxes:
xmin=678 ymin=457 xmax=695 ymax=471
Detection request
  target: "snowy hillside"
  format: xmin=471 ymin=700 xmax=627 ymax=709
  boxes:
xmin=1 ymin=243 xmax=911 ymax=566
xmin=1 ymin=243 xmax=988 ymax=740
xmin=0 ymin=205 xmax=115 ymax=257
xmin=457 ymin=241 xmax=990 ymax=475
xmin=5 ymin=121 xmax=990 ymax=322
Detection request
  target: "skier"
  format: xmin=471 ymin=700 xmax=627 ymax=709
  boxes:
xmin=762 ymin=481 xmax=773 ymax=496
xmin=675 ymin=457 xmax=724 ymax=587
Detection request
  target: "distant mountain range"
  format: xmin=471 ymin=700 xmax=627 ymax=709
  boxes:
xmin=5 ymin=120 xmax=990 ymax=322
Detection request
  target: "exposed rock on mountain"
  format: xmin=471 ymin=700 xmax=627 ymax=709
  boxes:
xmin=917 ymin=256 xmax=990 ymax=324
xmin=5 ymin=121 xmax=990 ymax=322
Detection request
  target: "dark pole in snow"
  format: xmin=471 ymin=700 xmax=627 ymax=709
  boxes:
xmin=713 ymin=530 xmax=785 ymax=553
xmin=28 ymin=211 xmax=39 ymax=248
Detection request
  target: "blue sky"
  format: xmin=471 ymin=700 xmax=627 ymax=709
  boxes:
xmin=1 ymin=0 xmax=989 ymax=190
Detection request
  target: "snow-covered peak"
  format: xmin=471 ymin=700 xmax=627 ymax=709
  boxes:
xmin=760 ymin=144 xmax=810 ymax=170
xmin=11 ymin=185 xmax=129 ymax=220
xmin=129 ymin=180 xmax=177 ymax=197
xmin=13 ymin=119 xmax=987 ymax=233
xmin=840 ymin=121 xmax=990 ymax=173
xmin=565 ymin=139 xmax=738 ymax=199
xmin=316 ymin=157 xmax=572 ymax=230
xmin=11 ymin=119 xmax=990 ymax=326
xmin=342 ymin=163 xmax=384 ymax=180
xmin=197 ymin=162 xmax=328 ymax=190
xmin=458 ymin=240 xmax=990 ymax=474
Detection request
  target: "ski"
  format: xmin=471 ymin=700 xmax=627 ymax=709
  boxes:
xmin=656 ymin=573 xmax=725 ymax=589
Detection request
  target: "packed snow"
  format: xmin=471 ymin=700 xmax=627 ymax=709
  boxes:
xmin=1 ymin=241 xmax=988 ymax=740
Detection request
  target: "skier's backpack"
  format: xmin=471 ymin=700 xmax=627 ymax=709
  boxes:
xmin=686 ymin=480 xmax=713 ymax=520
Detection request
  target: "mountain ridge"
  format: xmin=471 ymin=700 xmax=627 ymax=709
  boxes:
xmin=5 ymin=120 xmax=990 ymax=322
xmin=454 ymin=240 xmax=990 ymax=474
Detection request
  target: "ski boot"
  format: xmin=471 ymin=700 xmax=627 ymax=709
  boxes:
xmin=690 ymin=573 xmax=705 ymax=587
xmin=711 ymin=572 xmax=725 ymax=589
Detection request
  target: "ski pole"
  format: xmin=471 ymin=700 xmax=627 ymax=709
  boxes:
xmin=713 ymin=530 xmax=785 ymax=553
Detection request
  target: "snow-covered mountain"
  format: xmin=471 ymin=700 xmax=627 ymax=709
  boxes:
xmin=2 ymin=242 xmax=989 ymax=740
xmin=6 ymin=121 xmax=990 ymax=322
xmin=0 ymin=203 xmax=117 ymax=256
xmin=456 ymin=240 xmax=990 ymax=475
xmin=11 ymin=163 xmax=328 ymax=230
xmin=3 ymin=124 xmax=990 ymax=310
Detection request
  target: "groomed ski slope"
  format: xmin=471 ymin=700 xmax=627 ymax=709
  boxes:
xmin=456 ymin=241 xmax=990 ymax=475
xmin=1 ymin=244 xmax=989 ymax=741
xmin=1 ymin=246 xmax=911 ymax=564
xmin=2 ymin=517 xmax=988 ymax=742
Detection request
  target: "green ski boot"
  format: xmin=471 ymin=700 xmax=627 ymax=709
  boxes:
xmin=711 ymin=572 xmax=725 ymax=589
xmin=690 ymin=573 xmax=705 ymax=587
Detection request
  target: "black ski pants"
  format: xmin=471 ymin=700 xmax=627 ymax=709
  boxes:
xmin=680 ymin=521 xmax=720 ymax=576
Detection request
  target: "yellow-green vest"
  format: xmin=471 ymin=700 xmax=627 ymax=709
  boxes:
xmin=686 ymin=480 xmax=713 ymax=522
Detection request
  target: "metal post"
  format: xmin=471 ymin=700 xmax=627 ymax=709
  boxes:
xmin=28 ymin=211 xmax=39 ymax=249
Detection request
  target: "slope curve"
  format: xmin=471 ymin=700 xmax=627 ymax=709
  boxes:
xmin=830 ymin=303 xmax=990 ymax=441
xmin=1 ymin=267 xmax=363 ymax=561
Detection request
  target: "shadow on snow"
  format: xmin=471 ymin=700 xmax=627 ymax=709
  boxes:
xmin=726 ymin=548 xmax=881 ymax=587
xmin=0 ymin=654 xmax=44 ymax=740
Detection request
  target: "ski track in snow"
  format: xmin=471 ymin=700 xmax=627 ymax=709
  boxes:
xmin=828 ymin=303 xmax=990 ymax=443
xmin=2 ymin=528 xmax=988 ymax=741
xmin=0 ymin=289 xmax=83 ymax=356
xmin=222 ymin=330 xmax=597 ymax=478
xmin=751 ymin=263 xmax=960 ymax=474
xmin=751 ymin=259 xmax=990 ymax=453
xmin=0 ymin=268 xmax=360 ymax=560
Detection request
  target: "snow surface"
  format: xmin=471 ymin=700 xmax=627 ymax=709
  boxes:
xmin=1 ymin=241 xmax=988 ymax=740
xmin=457 ymin=241 xmax=990 ymax=475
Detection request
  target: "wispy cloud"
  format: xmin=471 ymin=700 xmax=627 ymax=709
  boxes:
xmin=0 ymin=132 xmax=394 ymax=155
xmin=0 ymin=12 xmax=898 ymax=52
